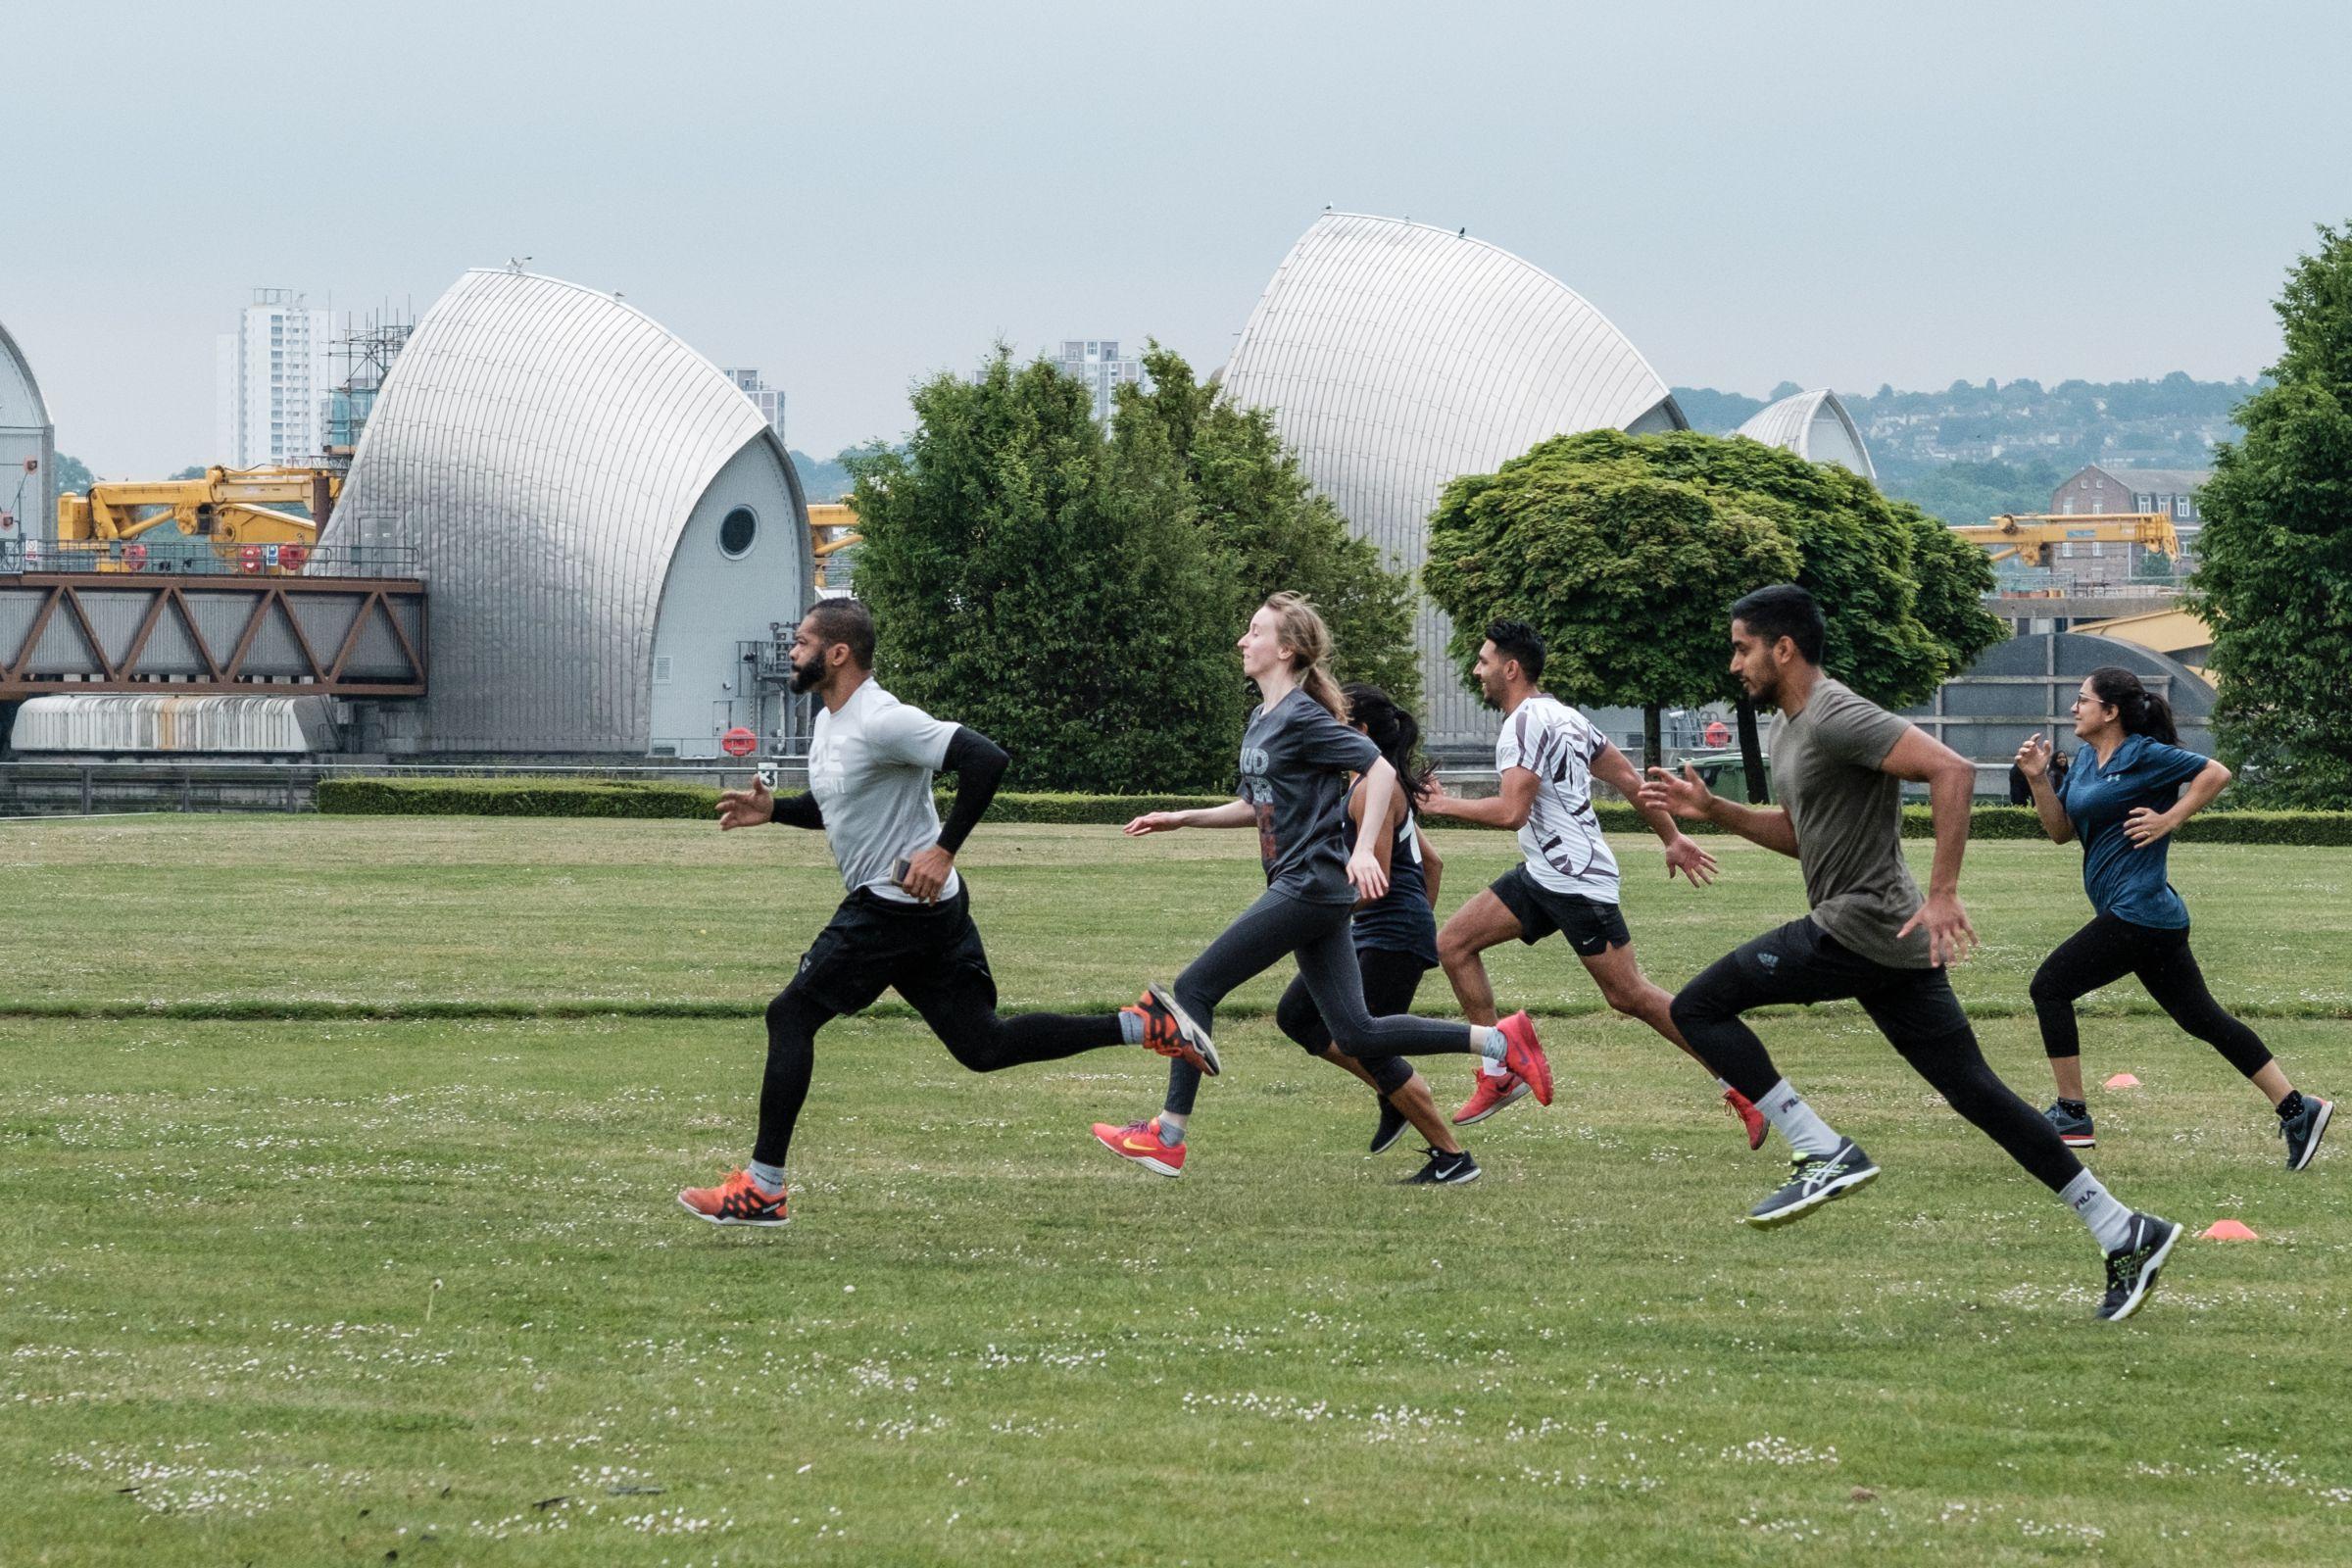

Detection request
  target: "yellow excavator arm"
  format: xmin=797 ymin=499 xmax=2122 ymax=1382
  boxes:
xmin=1950 ymin=512 xmax=2180 ymax=568
xmin=55 ymin=466 xmax=338 ymax=571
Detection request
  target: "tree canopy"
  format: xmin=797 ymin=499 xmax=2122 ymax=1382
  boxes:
xmin=2190 ymin=221 xmax=2352 ymax=807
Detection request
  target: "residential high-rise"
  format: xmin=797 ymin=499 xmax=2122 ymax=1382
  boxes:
xmin=215 ymin=289 xmax=341 ymax=466
xmin=1053 ymin=340 xmax=1143 ymax=424
xmin=722 ymin=368 xmax=787 ymax=443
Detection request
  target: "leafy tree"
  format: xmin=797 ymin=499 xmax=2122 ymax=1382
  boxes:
xmin=1424 ymin=459 xmax=1799 ymax=768
xmin=1116 ymin=345 xmax=1419 ymax=706
xmin=2189 ymin=222 xmax=2352 ymax=806
xmin=168 ymin=466 xmax=209 ymax=481
xmin=52 ymin=453 xmax=95 ymax=494
xmin=1425 ymin=430 xmax=2002 ymax=795
xmin=846 ymin=347 xmax=1242 ymax=792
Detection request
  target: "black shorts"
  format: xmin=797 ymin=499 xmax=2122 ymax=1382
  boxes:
xmin=790 ymin=885 xmax=998 ymax=1018
xmin=1694 ymin=915 xmax=1969 ymax=1044
xmin=1490 ymin=864 xmax=1630 ymax=956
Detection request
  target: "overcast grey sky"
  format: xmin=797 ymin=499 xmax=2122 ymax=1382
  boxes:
xmin=13 ymin=0 xmax=2350 ymax=475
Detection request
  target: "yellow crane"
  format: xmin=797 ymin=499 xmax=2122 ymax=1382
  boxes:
xmin=807 ymin=501 xmax=861 ymax=588
xmin=1951 ymin=512 xmax=2180 ymax=568
xmin=55 ymin=466 xmax=338 ymax=573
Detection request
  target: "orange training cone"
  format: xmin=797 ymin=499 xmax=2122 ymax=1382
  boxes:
xmin=2104 ymin=1072 xmax=2141 ymax=1089
xmin=2199 ymin=1219 xmax=2259 ymax=1242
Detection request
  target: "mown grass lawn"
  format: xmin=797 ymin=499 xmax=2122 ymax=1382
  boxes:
xmin=2 ymin=816 xmax=2348 ymax=1566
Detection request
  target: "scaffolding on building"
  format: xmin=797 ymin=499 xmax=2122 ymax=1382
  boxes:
xmin=322 ymin=308 xmax=416 ymax=467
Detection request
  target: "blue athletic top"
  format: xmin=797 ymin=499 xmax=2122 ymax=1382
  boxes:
xmin=2057 ymin=733 xmax=2212 ymax=929
xmin=1344 ymin=786 xmax=1441 ymax=966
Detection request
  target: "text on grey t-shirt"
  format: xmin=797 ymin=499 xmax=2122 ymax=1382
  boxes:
xmin=1238 ymin=688 xmax=1382 ymax=906
xmin=1767 ymin=676 xmax=1931 ymax=968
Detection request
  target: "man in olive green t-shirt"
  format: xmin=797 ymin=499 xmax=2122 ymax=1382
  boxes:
xmin=1639 ymin=584 xmax=2180 ymax=1325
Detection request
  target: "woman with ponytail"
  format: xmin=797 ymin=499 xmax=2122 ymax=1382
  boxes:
xmin=2017 ymin=665 xmax=2331 ymax=1169
xmin=1091 ymin=595 xmax=1548 ymax=1180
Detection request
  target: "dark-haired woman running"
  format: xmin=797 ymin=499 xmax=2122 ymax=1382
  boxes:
xmin=1089 ymin=593 xmax=1548 ymax=1180
xmin=1272 ymin=683 xmax=1480 ymax=1184
xmin=2017 ymin=665 xmax=2330 ymax=1170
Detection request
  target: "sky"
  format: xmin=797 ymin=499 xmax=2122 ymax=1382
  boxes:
xmin=11 ymin=0 xmax=2351 ymax=476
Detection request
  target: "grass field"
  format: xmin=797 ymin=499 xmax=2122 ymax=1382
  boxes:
xmin=4 ymin=817 xmax=2349 ymax=1566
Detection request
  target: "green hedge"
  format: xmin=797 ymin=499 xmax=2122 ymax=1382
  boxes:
xmin=318 ymin=777 xmax=2352 ymax=844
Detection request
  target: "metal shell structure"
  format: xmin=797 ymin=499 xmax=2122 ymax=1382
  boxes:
xmin=1 ymin=319 xmax=56 ymax=553
xmin=1734 ymin=387 xmax=1877 ymax=483
xmin=1220 ymin=212 xmax=1685 ymax=753
xmin=330 ymin=270 xmax=813 ymax=756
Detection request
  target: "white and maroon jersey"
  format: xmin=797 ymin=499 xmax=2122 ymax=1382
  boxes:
xmin=1494 ymin=695 xmax=1621 ymax=901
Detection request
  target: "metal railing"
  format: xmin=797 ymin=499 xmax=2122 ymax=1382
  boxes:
xmin=1 ymin=536 xmax=423 ymax=580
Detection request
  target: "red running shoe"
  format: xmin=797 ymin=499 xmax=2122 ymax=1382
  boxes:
xmin=1497 ymin=1010 xmax=1551 ymax=1106
xmin=1092 ymin=1117 xmax=1186 ymax=1178
xmin=677 ymin=1168 xmax=790 ymax=1227
xmin=1451 ymin=1071 xmax=1532 ymax=1126
xmin=1726 ymin=1087 xmax=1768 ymax=1151
xmin=1125 ymin=985 xmax=1220 ymax=1077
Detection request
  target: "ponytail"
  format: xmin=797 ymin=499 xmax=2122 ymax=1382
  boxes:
xmin=1341 ymin=682 xmax=1433 ymax=806
xmin=1264 ymin=591 xmax=1349 ymax=722
xmin=2086 ymin=664 xmax=2180 ymax=747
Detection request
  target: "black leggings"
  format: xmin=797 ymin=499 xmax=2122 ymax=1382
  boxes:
xmin=754 ymin=982 xmax=1122 ymax=1169
xmin=1669 ymin=916 xmax=2082 ymax=1193
xmin=1163 ymin=889 xmax=1477 ymax=1117
xmin=1273 ymin=950 xmax=1429 ymax=1098
xmin=2031 ymin=912 xmax=2272 ymax=1077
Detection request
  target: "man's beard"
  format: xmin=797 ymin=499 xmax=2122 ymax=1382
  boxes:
xmin=790 ymin=658 xmax=825 ymax=694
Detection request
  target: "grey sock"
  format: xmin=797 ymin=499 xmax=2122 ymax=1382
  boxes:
xmin=1119 ymin=1008 xmax=1145 ymax=1046
xmin=749 ymin=1159 xmax=786 ymax=1193
xmin=1157 ymin=1111 xmax=1187 ymax=1146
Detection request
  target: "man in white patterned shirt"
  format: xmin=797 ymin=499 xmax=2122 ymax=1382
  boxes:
xmin=1420 ymin=619 xmax=1764 ymax=1146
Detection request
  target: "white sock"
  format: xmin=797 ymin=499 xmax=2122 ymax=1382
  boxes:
xmin=1157 ymin=1110 xmax=1187 ymax=1146
xmin=1473 ymin=1026 xmax=1508 ymax=1066
xmin=2061 ymin=1169 xmax=2134 ymax=1251
xmin=1480 ymin=1051 xmax=1512 ymax=1079
xmin=1757 ymin=1079 xmax=1841 ymax=1159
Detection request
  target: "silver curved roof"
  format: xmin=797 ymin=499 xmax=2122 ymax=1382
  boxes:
xmin=330 ymin=269 xmax=805 ymax=753
xmin=0 ymin=319 xmax=49 ymax=429
xmin=1220 ymin=212 xmax=1685 ymax=749
xmin=1735 ymin=387 xmax=1877 ymax=483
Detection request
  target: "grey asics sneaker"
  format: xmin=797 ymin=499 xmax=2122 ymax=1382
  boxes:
xmin=2279 ymin=1095 xmax=2333 ymax=1172
xmin=2096 ymin=1212 xmax=2182 ymax=1322
xmin=1369 ymin=1098 xmax=1411 ymax=1155
xmin=1743 ymin=1139 xmax=1880 ymax=1228
xmin=2044 ymin=1100 xmax=2096 ymax=1149
xmin=1401 ymin=1147 xmax=1482 ymax=1185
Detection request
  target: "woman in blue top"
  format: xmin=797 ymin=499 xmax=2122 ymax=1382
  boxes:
xmin=1271 ymin=683 xmax=1479 ymax=1185
xmin=2016 ymin=665 xmax=2331 ymax=1170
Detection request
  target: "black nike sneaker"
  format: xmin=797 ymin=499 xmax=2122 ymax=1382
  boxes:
xmin=2043 ymin=1099 xmax=2096 ymax=1149
xmin=1743 ymin=1138 xmax=1880 ymax=1228
xmin=1401 ymin=1147 xmax=1481 ymax=1185
xmin=2096 ymin=1211 xmax=2182 ymax=1322
xmin=1369 ymin=1098 xmax=1411 ymax=1155
xmin=2279 ymin=1094 xmax=2333 ymax=1172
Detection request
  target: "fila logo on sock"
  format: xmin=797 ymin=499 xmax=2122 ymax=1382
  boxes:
xmin=1772 ymin=1093 xmax=1802 ymax=1115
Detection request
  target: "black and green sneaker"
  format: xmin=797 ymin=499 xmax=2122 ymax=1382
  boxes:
xmin=1743 ymin=1138 xmax=1880 ymax=1228
xmin=2279 ymin=1094 xmax=2333 ymax=1172
xmin=2044 ymin=1099 xmax=2096 ymax=1149
xmin=2096 ymin=1212 xmax=2181 ymax=1322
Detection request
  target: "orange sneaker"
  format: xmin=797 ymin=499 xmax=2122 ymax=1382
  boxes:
xmin=1092 ymin=1117 xmax=1186 ymax=1177
xmin=677 ymin=1168 xmax=790 ymax=1227
xmin=1451 ymin=1070 xmax=1531 ymax=1126
xmin=1125 ymin=984 xmax=1220 ymax=1076
xmin=1497 ymin=1010 xmax=1551 ymax=1106
xmin=1726 ymin=1088 xmax=1768 ymax=1151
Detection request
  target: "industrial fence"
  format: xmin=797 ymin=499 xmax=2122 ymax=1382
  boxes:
xmin=0 ymin=759 xmax=810 ymax=817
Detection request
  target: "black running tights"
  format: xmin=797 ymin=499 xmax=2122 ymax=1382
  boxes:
xmin=1273 ymin=951 xmax=1427 ymax=1097
xmin=2031 ymin=912 xmax=2272 ymax=1077
xmin=753 ymin=980 xmax=1123 ymax=1169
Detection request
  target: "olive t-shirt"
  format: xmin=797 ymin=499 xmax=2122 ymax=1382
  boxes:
xmin=1767 ymin=676 xmax=1931 ymax=968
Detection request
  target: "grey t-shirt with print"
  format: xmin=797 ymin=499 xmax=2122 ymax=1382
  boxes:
xmin=1239 ymin=688 xmax=1382 ymax=906
xmin=1767 ymin=676 xmax=1931 ymax=968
